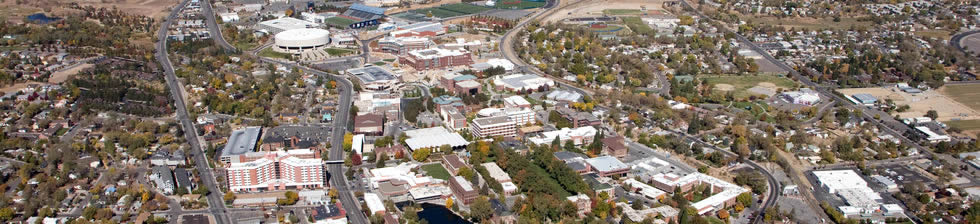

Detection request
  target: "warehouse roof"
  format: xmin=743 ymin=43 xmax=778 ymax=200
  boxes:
xmin=403 ymin=127 xmax=468 ymax=150
xmin=585 ymin=156 xmax=629 ymax=173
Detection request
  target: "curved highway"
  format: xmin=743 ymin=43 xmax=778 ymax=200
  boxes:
xmin=498 ymin=0 xmax=595 ymax=98
xmin=156 ymin=1 xmax=231 ymax=223
xmin=951 ymin=29 xmax=980 ymax=57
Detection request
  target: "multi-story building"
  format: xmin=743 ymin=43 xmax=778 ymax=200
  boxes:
xmin=354 ymin=113 xmax=384 ymax=136
xmin=378 ymin=36 xmax=434 ymax=55
xmin=566 ymin=194 xmax=591 ymax=218
xmin=601 ymin=136 xmax=628 ymax=158
xmin=557 ymin=107 xmax=601 ymax=128
xmin=470 ymin=116 xmax=516 ymax=139
xmin=476 ymin=107 xmax=536 ymax=126
xmin=449 ymin=176 xmax=478 ymax=205
xmin=441 ymin=107 xmax=467 ymax=131
xmin=226 ymin=149 xmax=324 ymax=192
xmin=399 ymin=48 xmax=473 ymax=71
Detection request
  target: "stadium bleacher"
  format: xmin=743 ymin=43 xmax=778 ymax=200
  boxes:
xmin=343 ymin=4 xmax=386 ymax=21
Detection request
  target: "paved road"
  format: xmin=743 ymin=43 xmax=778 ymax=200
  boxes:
xmin=682 ymin=0 xmax=980 ymax=218
xmin=156 ymin=1 xmax=231 ymax=223
xmin=257 ymin=58 xmax=366 ymax=224
xmin=950 ymin=29 xmax=980 ymax=57
xmin=200 ymin=0 xmax=235 ymax=51
xmin=497 ymin=0 xmax=595 ymax=98
xmin=666 ymin=129 xmax=779 ymax=224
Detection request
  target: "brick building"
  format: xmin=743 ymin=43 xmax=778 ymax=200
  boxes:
xmin=399 ymin=48 xmax=473 ymax=71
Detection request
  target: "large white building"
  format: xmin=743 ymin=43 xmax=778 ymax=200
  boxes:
xmin=493 ymin=74 xmax=555 ymax=92
xmin=503 ymin=95 xmax=531 ymax=108
xmin=528 ymin=126 xmax=598 ymax=146
xmin=812 ymin=170 xmax=904 ymax=218
xmin=274 ymin=28 xmax=332 ymax=54
xmin=470 ymin=116 xmax=517 ymax=139
xmin=781 ymin=88 xmax=820 ymax=105
xmin=256 ymin=17 xmax=319 ymax=34
xmin=649 ymin=173 xmax=749 ymax=215
xmin=226 ymin=149 xmax=324 ymax=192
xmin=403 ymin=127 xmax=469 ymax=151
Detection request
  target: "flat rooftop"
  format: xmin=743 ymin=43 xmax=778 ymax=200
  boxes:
xmin=472 ymin=116 xmax=513 ymax=126
xmin=222 ymin=126 xmax=262 ymax=157
xmin=348 ymin=66 xmax=397 ymax=83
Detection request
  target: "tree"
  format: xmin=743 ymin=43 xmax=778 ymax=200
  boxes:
xmin=736 ymin=192 xmax=752 ymax=207
xmin=458 ymin=166 xmax=475 ymax=180
xmin=446 ymin=197 xmax=454 ymax=209
xmin=925 ymin=110 xmax=938 ymax=120
xmin=470 ymin=196 xmax=494 ymax=221
xmin=351 ymin=153 xmax=362 ymax=166
xmin=278 ymin=191 xmax=299 ymax=205
xmin=343 ymin=133 xmax=354 ymax=151
xmin=413 ymin=148 xmax=431 ymax=161
xmin=0 ymin=207 xmax=12 ymax=221
xmin=718 ymin=209 xmax=730 ymax=219
xmin=440 ymin=144 xmax=452 ymax=153
xmin=224 ymin=192 xmax=236 ymax=204
xmin=376 ymin=152 xmax=388 ymax=168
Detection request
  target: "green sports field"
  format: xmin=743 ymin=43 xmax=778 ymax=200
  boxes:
xmin=421 ymin=163 xmax=451 ymax=180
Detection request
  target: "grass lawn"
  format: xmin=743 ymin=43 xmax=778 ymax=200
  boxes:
xmin=942 ymin=83 xmax=980 ymax=111
xmin=415 ymin=8 xmax=465 ymax=18
xmin=421 ymin=163 xmax=451 ymax=180
xmin=373 ymin=62 xmax=386 ymax=66
xmin=590 ymin=25 xmax=625 ymax=33
xmin=491 ymin=0 xmax=546 ymax=9
xmin=324 ymin=17 xmax=357 ymax=28
xmin=258 ymin=48 xmax=292 ymax=60
xmin=733 ymin=101 xmax=770 ymax=118
xmin=54 ymin=128 xmax=67 ymax=136
xmin=622 ymin=17 xmax=655 ymax=35
xmin=325 ymin=48 xmax=355 ymax=56
xmin=603 ymin=9 xmax=643 ymax=15
xmin=705 ymin=217 xmax=726 ymax=224
xmin=702 ymin=75 xmax=796 ymax=99
xmin=947 ymin=119 xmax=980 ymax=132
xmin=440 ymin=3 xmax=492 ymax=14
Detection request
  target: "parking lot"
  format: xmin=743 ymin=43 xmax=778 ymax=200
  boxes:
xmin=875 ymin=162 xmax=935 ymax=190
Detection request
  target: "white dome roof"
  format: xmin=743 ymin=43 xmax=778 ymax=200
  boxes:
xmin=275 ymin=28 xmax=331 ymax=47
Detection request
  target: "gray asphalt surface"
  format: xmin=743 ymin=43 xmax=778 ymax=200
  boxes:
xmin=156 ymin=0 xmax=231 ymax=223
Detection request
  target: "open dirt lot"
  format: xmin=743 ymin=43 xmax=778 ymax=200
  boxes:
xmin=49 ymin=63 xmax=93 ymax=84
xmin=703 ymin=75 xmax=796 ymax=99
xmin=0 ymin=0 xmax=177 ymax=21
xmin=542 ymin=0 xmax=666 ymax=23
xmin=838 ymin=86 xmax=980 ymax=122
xmin=959 ymin=33 xmax=980 ymax=56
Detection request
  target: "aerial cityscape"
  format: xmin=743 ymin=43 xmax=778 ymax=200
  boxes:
xmin=0 ymin=0 xmax=979 ymax=223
